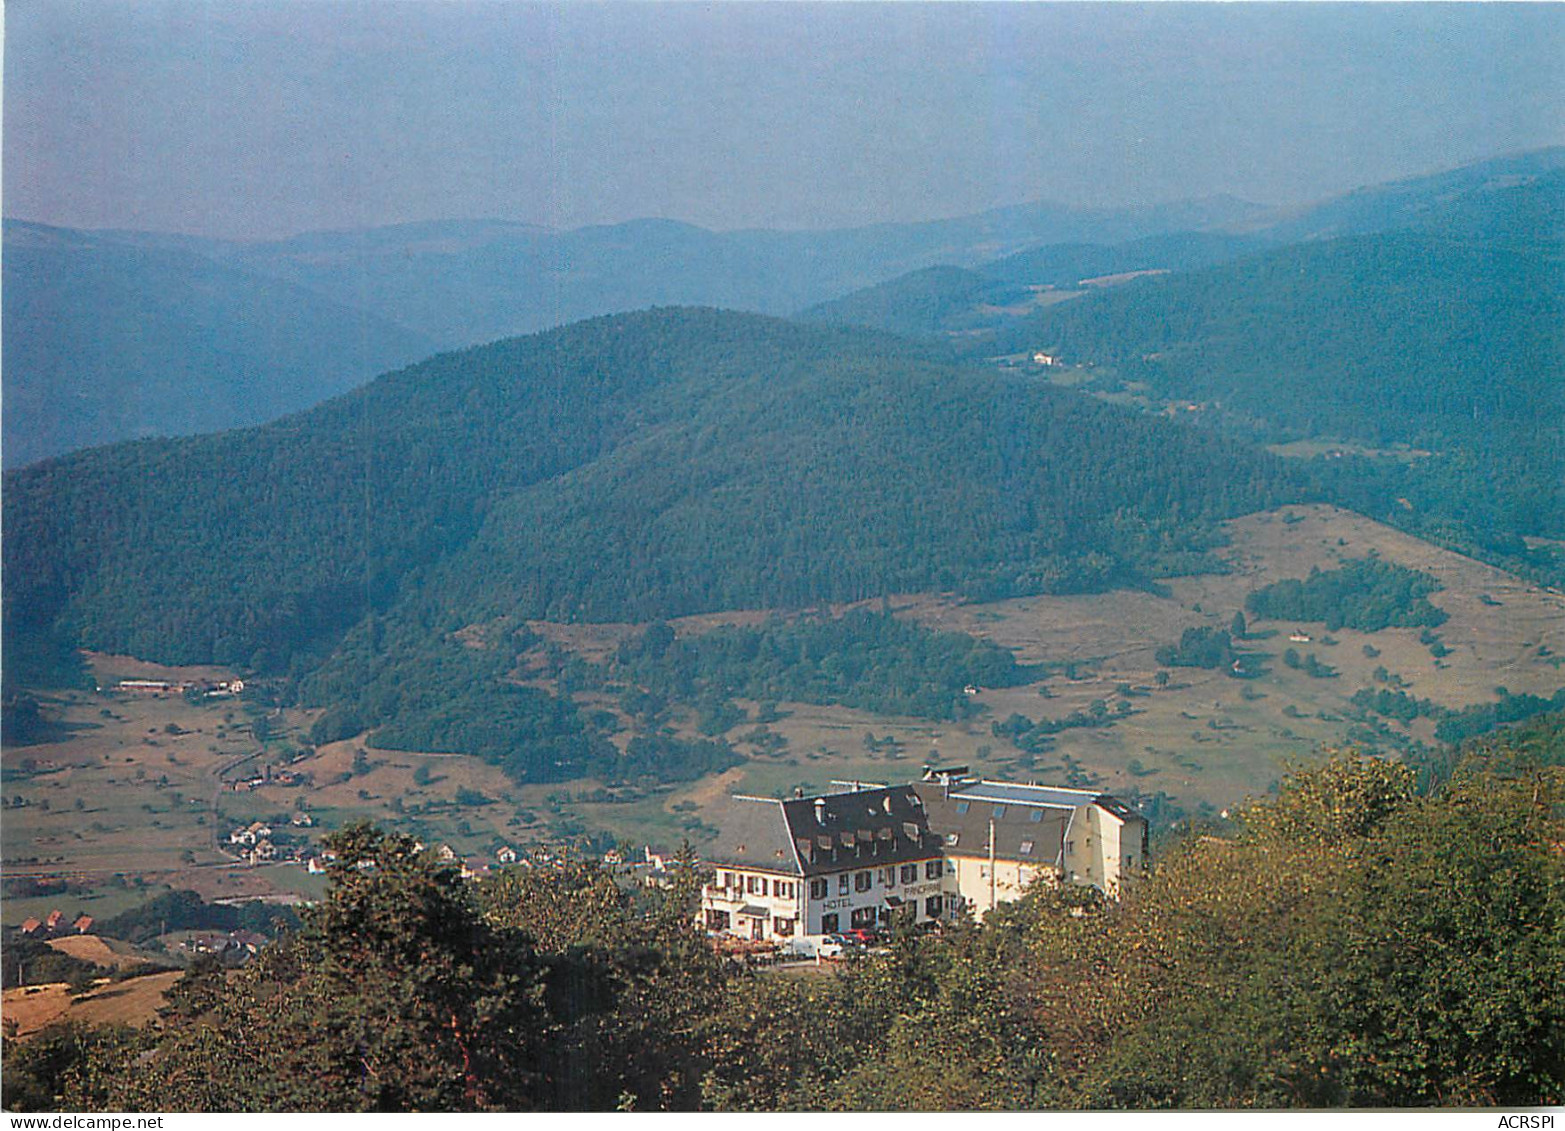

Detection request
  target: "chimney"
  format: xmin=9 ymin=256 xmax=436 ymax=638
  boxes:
xmin=794 ymin=786 xmax=805 ymax=799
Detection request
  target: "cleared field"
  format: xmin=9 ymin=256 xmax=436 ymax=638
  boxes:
xmin=2 ymin=971 xmax=183 ymax=1040
xmin=2 ymin=682 xmax=267 ymax=875
xmin=45 ymin=933 xmax=172 ymax=971
xmin=889 ymin=504 xmax=1565 ymax=812
xmin=1266 ymin=440 xmax=1432 ymax=462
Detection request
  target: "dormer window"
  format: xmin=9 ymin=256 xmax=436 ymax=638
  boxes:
xmin=955 ymin=801 xmax=970 ymax=815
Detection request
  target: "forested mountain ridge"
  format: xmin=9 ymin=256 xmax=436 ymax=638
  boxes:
xmin=3 ymin=307 xmax=1302 ymax=687
xmin=3 ymin=194 xmax=1266 ymax=468
xmin=213 ymin=194 xmax=1267 ymax=346
xmin=1237 ymin=144 xmax=1565 ymax=243
xmin=798 ymin=266 xmax=1031 ymax=338
xmin=10 ymin=151 xmax=1555 ymax=470
xmin=794 ymin=148 xmax=1565 ymax=343
xmin=1 ymin=221 xmax=440 ymax=467
xmin=796 ymin=232 xmax=1276 ymax=341
xmin=1022 ymin=231 xmax=1564 ymax=443
xmin=1013 ymin=224 xmax=1565 ymax=575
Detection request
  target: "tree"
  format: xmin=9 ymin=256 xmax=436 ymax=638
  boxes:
xmin=77 ymin=824 xmax=553 ymax=1111
xmin=480 ymin=846 xmax=728 ymax=1110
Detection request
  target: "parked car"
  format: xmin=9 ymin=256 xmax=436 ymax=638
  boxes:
xmin=816 ymin=937 xmax=848 ymax=959
xmin=842 ymin=927 xmax=879 ymax=946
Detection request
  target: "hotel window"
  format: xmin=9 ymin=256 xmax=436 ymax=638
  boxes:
xmin=821 ymin=913 xmax=839 ymax=934
xmin=774 ymin=918 xmax=795 ymax=937
xmin=900 ymin=863 xmax=917 ymax=884
xmin=777 ymin=881 xmax=795 ymax=899
xmin=810 ymin=879 xmax=828 ymax=900
xmin=855 ymin=871 xmax=872 ymax=892
xmin=747 ymin=876 xmax=763 ymax=895
xmin=880 ymin=867 xmax=896 ymax=887
xmin=925 ymin=896 xmax=943 ymax=918
xmin=924 ymin=860 xmax=941 ymax=880
xmin=838 ymin=873 xmax=850 ymax=895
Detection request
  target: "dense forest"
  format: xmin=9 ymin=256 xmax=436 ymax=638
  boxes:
xmin=1154 ymin=626 xmax=1239 ymax=670
xmin=3 ymin=308 xmax=1300 ymax=693
xmin=608 ymin=609 xmax=1037 ymax=722
xmin=1020 ymin=231 xmax=1564 ymax=450
xmin=292 ymin=608 xmax=1035 ymax=773
xmin=1245 ymin=558 xmax=1447 ymax=631
xmin=2 ymin=222 xmax=439 ymax=468
xmin=7 ymin=718 xmax=1561 ymax=1112
xmin=801 ymin=231 xmax=1273 ymax=342
xmin=798 ymin=265 xmax=1030 ymax=337
xmin=1010 ymin=227 xmax=1565 ymax=578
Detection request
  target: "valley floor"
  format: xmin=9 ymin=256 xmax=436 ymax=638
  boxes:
xmin=4 ymin=504 xmax=1562 ymax=918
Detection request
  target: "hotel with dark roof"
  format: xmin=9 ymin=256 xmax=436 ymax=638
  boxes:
xmin=700 ymin=766 xmax=1149 ymax=947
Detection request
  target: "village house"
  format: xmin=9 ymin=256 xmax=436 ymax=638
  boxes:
xmin=115 ymin=679 xmax=174 ymax=694
xmin=700 ymin=768 xmax=1148 ymax=947
xmin=229 ymin=820 xmax=273 ymax=847
xmin=248 ymin=839 xmax=277 ymax=865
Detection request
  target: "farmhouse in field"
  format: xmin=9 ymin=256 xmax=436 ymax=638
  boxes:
xmin=700 ymin=767 xmax=1148 ymax=946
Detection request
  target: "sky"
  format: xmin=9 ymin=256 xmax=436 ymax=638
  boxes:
xmin=5 ymin=2 xmax=1564 ymax=241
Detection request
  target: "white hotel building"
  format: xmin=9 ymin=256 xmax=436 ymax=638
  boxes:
xmin=701 ymin=767 xmax=1149 ymax=943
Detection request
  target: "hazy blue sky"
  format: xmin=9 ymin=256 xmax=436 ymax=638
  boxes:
xmin=6 ymin=2 xmax=1563 ymax=240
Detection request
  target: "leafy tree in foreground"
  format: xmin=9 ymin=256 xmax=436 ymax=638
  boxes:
xmin=1016 ymin=750 xmax=1564 ymax=1108
xmin=64 ymin=825 xmax=554 ymax=1111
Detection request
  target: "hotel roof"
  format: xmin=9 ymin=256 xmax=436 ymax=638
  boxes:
xmin=946 ymin=781 xmax=1104 ymax=810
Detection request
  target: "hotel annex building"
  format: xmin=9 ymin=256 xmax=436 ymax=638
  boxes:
xmin=701 ymin=766 xmax=1149 ymax=943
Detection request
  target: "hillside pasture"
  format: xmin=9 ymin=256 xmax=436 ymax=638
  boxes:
xmin=2 ymin=971 xmax=183 ymax=1040
xmin=7 ymin=506 xmax=1561 ymax=890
